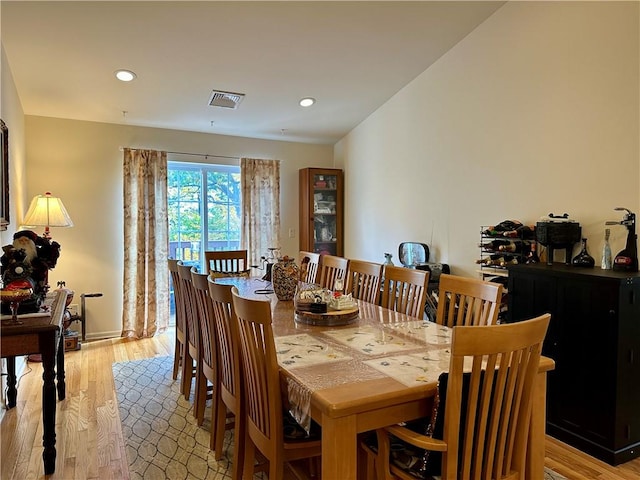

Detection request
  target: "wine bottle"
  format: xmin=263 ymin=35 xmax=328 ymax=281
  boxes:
xmin=502 ymin=225 xmax=535 ymax=239
xmin=498 ymin=241 xmax=526 ymax=253
xmin=476 ymin=254 xmax=502 ymax=265
xmin=479 ymin=239 xmax=510 ymax=251
xmin=525 ymin=242 xmax=540 ymax=264
xmin=482 ymin=220 xmax=522 ymax=236
xmin=601 ymin=229 xmax=612 ymax=270
xmin=482 ymin=227 xmax=501 ymax=237
xmin=499 ymin=255 xmax=519 ymax=267
xmin=477 ymin=255 xmax=518 ymax=267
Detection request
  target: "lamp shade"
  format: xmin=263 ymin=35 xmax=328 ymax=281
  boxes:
xmin=23 ymin=192 xmax=74 ymax=237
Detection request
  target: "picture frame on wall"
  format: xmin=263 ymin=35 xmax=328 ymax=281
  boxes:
xmin=1 ymin=119 xmax=8 ymax=230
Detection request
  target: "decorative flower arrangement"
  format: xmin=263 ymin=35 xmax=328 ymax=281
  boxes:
xmin=1 ymin=230 xmax=61 ymax=313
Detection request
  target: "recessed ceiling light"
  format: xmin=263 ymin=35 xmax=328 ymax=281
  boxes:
xmin=299 ymin=97 xmax=315 ymax=107
xmin=115 ymin=69 xmax=137 ymax=82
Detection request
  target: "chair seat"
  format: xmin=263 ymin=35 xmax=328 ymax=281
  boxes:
xmin=361 ymin=419 xmax=438 ymax=480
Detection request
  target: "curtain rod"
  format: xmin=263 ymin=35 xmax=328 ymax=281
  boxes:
xmin=119 ymin=146 xmax=239 ymax=160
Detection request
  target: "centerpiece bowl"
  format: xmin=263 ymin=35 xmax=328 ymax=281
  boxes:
xmin=1 ymin=287 xmax=34 ymax=325
xmin=294 ymin=286 xmax=359 ymax=326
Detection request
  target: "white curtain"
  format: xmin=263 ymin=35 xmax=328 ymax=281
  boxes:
xmin=122 ymin=148 xmax=169 ymax=338
xmin=240 ymin=158 xmax=281 ymax=267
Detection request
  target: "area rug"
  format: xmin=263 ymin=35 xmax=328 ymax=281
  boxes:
xmin=113 ymin=356 xmax=566 ymax=480
xmin=113 ymin=356 xmax=235 ymax=480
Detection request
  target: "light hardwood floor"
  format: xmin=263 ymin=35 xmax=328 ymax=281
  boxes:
xmin=1 ymin=329 xmax=639 ymax=480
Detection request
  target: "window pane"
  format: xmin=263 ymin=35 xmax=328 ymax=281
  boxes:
xmin=168 ymin=161 xmax=240 ymax=264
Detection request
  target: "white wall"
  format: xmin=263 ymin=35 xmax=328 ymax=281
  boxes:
xmin=0 ymin=45 xmax=26 ymax=247
xmin=0 ymin=43 xmax=28 ymax=407
xmin=335 ymin=1 xmax=639 ymax=276
xmin=24 ymin=116 xmax=334 ymax=338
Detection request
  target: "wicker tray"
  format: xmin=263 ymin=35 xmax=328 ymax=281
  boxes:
xmin=294 ymin=306 xmax=359 ymax=326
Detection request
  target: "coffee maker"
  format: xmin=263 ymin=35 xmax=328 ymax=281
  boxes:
xmin=605 ymin=207 xmax=638 ymax=272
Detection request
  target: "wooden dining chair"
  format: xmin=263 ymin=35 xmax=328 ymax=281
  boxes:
xmin=346 ymin=259 xmax=383 ymax=304
xmin=207 ymin=279 xmax=246 ymax=479
xmin=299 ymin=251 xmax=320 ymax=284
xmin=231 ymin=290 xmax=322 ymax=480
xmin=205 ymin=249 xmax=249 ymax=275
xmin=380 ymin=265 xmax=430 ymax=318
xmin=366 ymin=313 xmax=550 ymax=480
xmin=190 ymin=270 xmax=217 ymax=427
xmin=317 ymin=254 xmax=349 ymax=291
xmin=435 ymin=274 xmax=503 ymax=328
xmin=169 ymin=259 xmax=187 ymax=388
xmin=177 ymin=263 xmax=199 ymax=405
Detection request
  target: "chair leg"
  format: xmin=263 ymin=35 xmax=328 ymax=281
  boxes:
xmin=172 ymin=337 xmax=181 ymax=381
xmin=358 ymin=441 xmax=375 ymax=480
xmin=181 ymin=350 xmax=193 ymax=400
xmin=208 ymin=385 xmax=220 ymax=452
xmin=308 ymin=456 xmax=320 ymax=478
xmin=242 ymin=430 xmax=256 ymax=480
xmin=214 ymin=397 xmax=228 ymax=460
xmin=194 ymin=368 xmax=207 ymax=425
xmin=231 ymin=406 xmax=245 ymax=480
xmin=363 ymin=446 xmax=376 ymax=480
xmin=375 ymin=430 xmax=394 ymax=480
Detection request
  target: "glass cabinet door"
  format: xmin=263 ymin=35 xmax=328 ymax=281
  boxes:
xmin=299 ymin=168 xmax=343 ymax=256
xmin=312 ymin=173 xmax=338 ymax=255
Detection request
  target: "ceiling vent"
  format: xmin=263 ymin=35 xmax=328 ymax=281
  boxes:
xmin=209 ymin=90 xmax=245 ymax=109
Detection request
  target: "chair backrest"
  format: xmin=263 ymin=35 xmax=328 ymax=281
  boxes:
xmin=169 ymin=259 xmax=186 ymax=337
xmin=177 ymin=263 xmax=198 ymax=350
xmin=317 ymin=254 xmax=349 ymax=290
xmin=345 ymin=259 xmax=383 ymax=304
xmin=231 ymin=290 xmax=285 ymax=456
xmin=205 ymin=249 xmax=248 ymax=274
xmin=208 ymin=278 xmax=242 ymax=406
xmin=440 ymin=314 xmax=550 ymax=479
xmin=380 ymin=265 xmax=429 ymax=317
xmin=191 ymin=270 xmax=216 ymax=373
xmin=299 ymin=251 xmax=320 ymax=284
xmin=435 ymin=274 xmax=503 ymax=328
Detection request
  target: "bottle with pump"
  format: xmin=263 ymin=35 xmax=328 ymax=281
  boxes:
xmin=606 ymin=207 xmax=638 ymax=272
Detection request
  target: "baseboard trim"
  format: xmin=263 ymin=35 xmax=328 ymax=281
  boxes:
xmin=83 ymin=330 xmax=123 ymax=342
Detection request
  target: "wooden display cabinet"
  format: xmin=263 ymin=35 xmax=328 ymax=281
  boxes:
xmin=299 ymin=168 xmax=343 ymax=256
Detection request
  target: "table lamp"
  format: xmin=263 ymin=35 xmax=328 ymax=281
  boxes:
xmin=22 ymin=192 xmax=74 ymax=238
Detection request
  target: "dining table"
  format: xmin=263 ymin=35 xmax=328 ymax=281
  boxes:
xmin=218 ymin=277 xmax=555 ymax=480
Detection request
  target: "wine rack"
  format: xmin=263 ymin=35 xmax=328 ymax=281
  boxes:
xmin=477 ymin=224 xmax=538 ymax=322
xmin=477 ymin=226 xmax=532 ymax=277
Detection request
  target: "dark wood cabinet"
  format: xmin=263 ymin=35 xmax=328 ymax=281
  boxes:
xmin=507 ymin=263 xmax=640 ymax=465
xmin=299 ymin=168 xmax=343 ymax=256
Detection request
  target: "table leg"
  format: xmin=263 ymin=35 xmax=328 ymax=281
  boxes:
xmin=527 ymin=371 xmax=547 ymax=479
xmin=41 ymin=346 xmax=57 ymax=475
xmin=56 ymin=329 xmax=66 ymax=401
xmin=6 ymin=356 xmax=17 ymax=409
xmin=322 ymin=414 xmax=357 ymax=480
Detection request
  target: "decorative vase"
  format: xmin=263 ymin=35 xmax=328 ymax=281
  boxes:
xmin=572 ymin=238 xmax=595 ymax=268
xmin=272 ymin=256 xmax=300 ymax=301
xmin=601 ymin=229 xmax=612 ymax=270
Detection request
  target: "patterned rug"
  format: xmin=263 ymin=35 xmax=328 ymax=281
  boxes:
xmin=113 ymin=356 xmax=566 ymax=480
xmin=113 ymin=356 xmax=236 ymax=480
